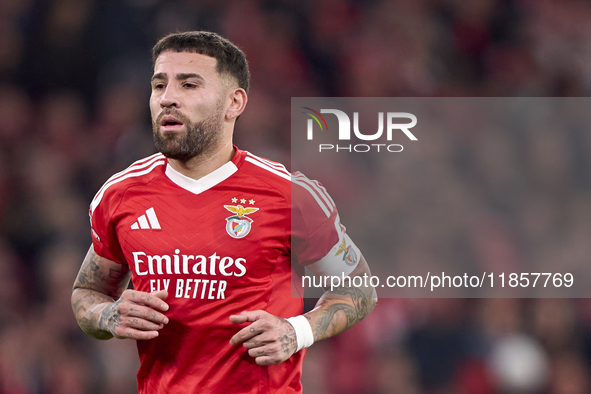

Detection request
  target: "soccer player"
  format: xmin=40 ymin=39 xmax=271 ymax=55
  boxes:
xmin=71 ymin=31 xmax=376 ymax=393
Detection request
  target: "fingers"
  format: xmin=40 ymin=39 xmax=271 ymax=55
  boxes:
xmin=229 ymin=310 xmax=266 ymax=324
xmin=246 ymin=344 xmax=289 ymax=366
xmin=110 ymin=303 xmax=168 ymax=340
xmin=229 ymin=313 xmax=248 ymax=324
xmin=116 ymin=317 xmax=164 ymax=339
xmin=241 ymin=330 xmax=278 ymax=349
xmin=113 ymin=324 xmax=162 ymax=341
xmin=229 ymin=310 xmax=269 ymax=345
xmin=119 ymin=302 xmax=169 ymax=325
xmin=107 ymin=290 xmax=170 ymax=340
xmin=151 ymin=290 xmax=169 ymax=302
xmin=229 ymin=323 xmax=264 ymax=345
xmin=229 ymin=311 xmax=298 ymax=365
xmin=254 ymin=356 xmax=276 ymax=366
xmin=121 ymin=290 xmax=169 ymax=312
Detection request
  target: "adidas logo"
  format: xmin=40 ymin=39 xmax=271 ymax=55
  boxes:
xmin=131 ymin=207 xmax=161 ymax=230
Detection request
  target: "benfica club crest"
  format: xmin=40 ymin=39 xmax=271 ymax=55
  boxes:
xmin=224 ymin=204 xmax=259 ymax=239
xmin=335 ymin=238 xmax=359 ymax=266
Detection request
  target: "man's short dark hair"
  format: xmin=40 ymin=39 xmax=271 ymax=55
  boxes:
xmin=152 ymin=31 xmax=250 ymax=93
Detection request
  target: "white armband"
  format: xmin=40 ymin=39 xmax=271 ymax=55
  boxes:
xmin=307 ymin=233 xmax=361 ymax=277
xmin=286 ymin=315 xmax=314 ymax=352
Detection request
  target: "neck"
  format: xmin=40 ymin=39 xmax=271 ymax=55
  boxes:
xmin=167 ymin=140 xmax=234 ymax=181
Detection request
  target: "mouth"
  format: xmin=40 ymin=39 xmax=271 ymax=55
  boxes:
xmin=160 ymin=115 xmax=185 ymax=132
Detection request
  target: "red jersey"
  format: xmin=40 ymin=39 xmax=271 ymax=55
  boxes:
xmin=89 ymin=147 xmax=358 ymax=393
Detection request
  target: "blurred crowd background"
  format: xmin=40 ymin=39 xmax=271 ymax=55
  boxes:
xmin=2 ymin=0 xmax=591 ymax=393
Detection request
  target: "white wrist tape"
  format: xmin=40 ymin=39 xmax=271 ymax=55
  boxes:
xmin=286 ymin=315 xmax=314 ymax=352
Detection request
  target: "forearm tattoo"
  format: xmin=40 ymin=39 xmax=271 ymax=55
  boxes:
xmin=312 ymin=274 xmax=377 ymax=341
xmin=71 ymin=247 xmax=130 ymax=339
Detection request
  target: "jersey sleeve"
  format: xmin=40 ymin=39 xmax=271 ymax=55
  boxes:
xmin=291 ymin=172 xmax=361 ymax=276
xmin=89 ymin=185 xmax=127 ymax=264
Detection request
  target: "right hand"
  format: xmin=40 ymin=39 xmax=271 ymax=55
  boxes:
xmin=98 ymin=290 xmax=169 ymax=340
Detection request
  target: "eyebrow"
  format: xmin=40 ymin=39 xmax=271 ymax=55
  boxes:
xmin=151 ymin=73 xmax=205 ymax=83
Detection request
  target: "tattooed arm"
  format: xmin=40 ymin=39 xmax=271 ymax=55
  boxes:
xmin=71 ymin=245 xmax=169 ymax=340
xmin=229 ymin=254 xmax=376 ymax=365
xmin=304 ymin=254 xmax=377 ymax=342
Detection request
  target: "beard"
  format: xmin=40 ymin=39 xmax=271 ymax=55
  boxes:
xmin=152 ymin=106 xmax=223 ymax=162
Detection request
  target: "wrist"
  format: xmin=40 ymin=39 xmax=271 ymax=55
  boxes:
xmin=95 ymin=302 xmax=117 ymax=334
xmin=286 ymin=315 xmax=314 ymax=352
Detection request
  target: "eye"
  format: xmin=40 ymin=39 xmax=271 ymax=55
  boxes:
xmin=183 ymin=82 xmax=198 ymax=89
xmin=152 ymin=83 xmax=165 ymax=90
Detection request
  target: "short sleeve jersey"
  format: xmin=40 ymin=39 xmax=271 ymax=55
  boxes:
xmin=89 ymin=147 xmax=359 ymax=394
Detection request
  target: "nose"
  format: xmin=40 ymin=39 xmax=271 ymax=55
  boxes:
xmin=160 ymin=85 xmax=179 ymax=108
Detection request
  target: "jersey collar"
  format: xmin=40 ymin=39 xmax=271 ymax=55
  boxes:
xmin=164 ymin=148 xmax=244 ymax=195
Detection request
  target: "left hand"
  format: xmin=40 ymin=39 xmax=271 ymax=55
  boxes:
xmin=229 ymin=310 xmax=298 ymax=365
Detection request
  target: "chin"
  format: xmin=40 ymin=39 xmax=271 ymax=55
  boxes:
xmin=158 ymin=130 xmax=187 ymax=142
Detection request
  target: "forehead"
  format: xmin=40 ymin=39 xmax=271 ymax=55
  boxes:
xmin=153 ymin=51 xmax=218 ymax=77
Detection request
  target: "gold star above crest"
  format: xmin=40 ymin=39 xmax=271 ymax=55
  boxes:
xmin=249 ymin=199 xmax=255 ymax=205
xmin=240 ymin=198 xmax=247 ymax=204
xmin=232 ymin=197 xmax=238 ymax=203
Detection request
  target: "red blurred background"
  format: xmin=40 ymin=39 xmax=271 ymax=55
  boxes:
xmin=2 ymin=0 xmax=591 ymax=393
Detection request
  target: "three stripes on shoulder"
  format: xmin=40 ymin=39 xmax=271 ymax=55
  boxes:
xmin=131 ymin=207 xmax=161 ymax=230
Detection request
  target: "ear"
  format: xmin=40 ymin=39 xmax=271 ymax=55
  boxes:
xmin=225 ymin=88 xmax=248 ymax=121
